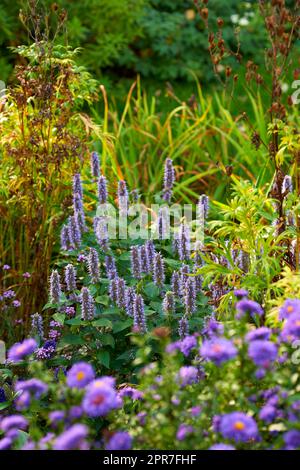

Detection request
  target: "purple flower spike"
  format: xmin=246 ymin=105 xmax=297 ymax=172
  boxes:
xmin=178 ymin=224 xmax=190 ymax=261
xmin=98 ymin=175 xmax=108 ymax=204
xmin=179 ymin=315 xmax=189 ymax=339
xmin=49 ymin=270 xmax=62 ymax=304
xmin=130 ymin=246 xmax=142 ymax=280
xmin=184 ymin=277 xmax=196 ymax=316
xmin=80 ymin=287 xmax=95 ymax=320
xmin=133 ymin=294 xmax=147 ymax=333
xmin=162 ymin=291 xmax=175 ymax=315
xmin=105 ymin=255 xmax=117 ymax=280
xmin=118 ymin=180 xmax=128 ymax=215
xmin=162 ymin=158 xmax=175 ymax=202
xmin=116 ymin=277 xmax=127 ymax=309
xmin=87 ymin=248 xmax=100 ymax=283
xmin=171 ymin=271 xmax=182 ymax=297
xmin=125 ymin=287 xmax=136 ymax=317
xmin=65 ymin=264 xmax=77 ymax=291
xmin=91 ymin=151 xmax=100 ymax=178
xmin=153 ymin=252 xmax=165 ymax=288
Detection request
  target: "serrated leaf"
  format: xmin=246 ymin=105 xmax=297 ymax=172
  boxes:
xmin=92 ymin=318 xmax=112 ymax=328
xmin=113 ymin=318 xmax=132 ymax=333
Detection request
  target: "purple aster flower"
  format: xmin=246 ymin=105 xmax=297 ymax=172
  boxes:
xmin=15 ymin=378 xmax=48 ymax=398
xmin=8 ymin=338 xmax=37 ymax=362
xmin=236 ymin=299 xmax=264 ymax=319
xmin=49 ymin=411 xmax=65 ymax=427
xmin=49 ymin=270 xmax=62 ymax=304
xmin=87 ymin=248 xmax=100 ymax=283
xmin=248 ymin=340 xmax=278 ymax=368
xmin=82 ymin=379 xmax=118 ymax=417
xmin=119 ymin=387 xmax=144 ymax=400
xmin=283 ymin=430 xmax=300 ymax=450
xmin=176 ymin=424 xmax=193 ymax=441
xmin=200 ymin=338 xmax=237 ymax=366
xmin=106 ymin=432 xmax=132 ymax=451
xmin=209 ymin=443 xmax=235 ymax=450
xmin=259 ymin=404 xmax=277 ymax=423
xmin=80 ymin=287 xmax=95 ymax=320
xmin=54 ymin=424 xmax=88 ymax=450
xmin=0 ymin=438 xmax=12 ymax=450
xmin=233 ymin=289 xmax=249 ymax=299
xmin=178 ymin=315 xmax=189 ymax=340
xmin=281 ymin=312 xmax=300 ymax=342
xmin=118 ymin=180 xmax=128 ymax=215
xmin=202 ymin=317 xmax=224 ymax=338
xmin=279 ymin=299 xmax=300 ymax=320
xmin=180 ymin=335 xmax=197 ymax=357
xmin=69 ymin=406 xmax=83 ymax=421
xmin=66 ymin=362 xmax=95 ymax=389
xmin=165 ymin=341 xmax=181 ymax=354
xmin=133 ymin=294 xmax=147 ymax=333
xmin=177 ymin=366 xmax=199 ymax=387
xmin=219 ymin=412 xmax=258 ymax=443
xmin=98 ymin=175 xmax=108 ymax=204
xmin=15 ymin=391 xmax=31 ymax=411
xmin=171 ymin=271 xmax=182 ymax=297
xmin=0 ymin=415 xmax=28 ymax=433
xmin=153 ymin=252 xmax=165 ymax=288
xmin=245 ymin=327 xmax=271 ymax=343
xmin=190 ymin=406 xmax=202 ymax=417
xmin=162 ymin=291 xmax=175 ymax=315
xmin=65 ymin=264 xmax=77 ymax=291
xmin=130 ymin=246 xmax=142 ymax=280
xmin=91 ymin=151 xmax=100 ymax=178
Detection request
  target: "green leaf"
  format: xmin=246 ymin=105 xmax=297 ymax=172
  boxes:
xmin=0 ymin=401 xmax=10 ymax=411
xmin=144 ymin=282 xmax=160 ymax=299
xmin=53 ymin=313 xmax=66 ymax=325
xmin=97 ymin=350 xmax=110 ymax=368
xmin=92 ymin=318 xmax=113 ymax=328
xmin=113 ymin=318 xmax=132 ymax=333
xmin=59 ymin=334 xmax=85 ymax=346
xmin=65 ymin=317 xmax=83 ymax=326
xmin=99 ymin=333 xmax=115 ymax=348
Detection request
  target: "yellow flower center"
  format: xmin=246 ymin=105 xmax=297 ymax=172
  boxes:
xmin=296 ymin=321 xmax=300 ymax=327
xmin=287 ymin=306 xmax=294 ymax=313
xmin=212 ymin=344 xmax=222 ymax=353
xmin=16 ymin=345 xmax=25 ymax=354
xmin=76 ymin=371 xmax=85 ymax=381
xmin=234 ymin=421 xmax=245 ymax=431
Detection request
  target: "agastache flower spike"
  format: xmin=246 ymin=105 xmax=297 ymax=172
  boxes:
xmin=178 ymin=223 xmax=190 ymax=261
xmin=95 ymin=218 xmax=109 ymax=251
xmin=109 ymin=278 xmax=118 ymax=304
xmin=125 ymin=287 xmax=136 ymax=317
xmin=116 ymin=278 xmax=127 ymax=309
xmin=163 ymin=291 xmax=175 ymax=315
xmin=87 ymin=248 xmax=100 ymax=283
xmin=193 ymin=265 xmax=203 ymax=292
xmin=140 ymin=245 xmax=150 ymax=274
xmin=65 ymin=264 xmax=77 ymax=291
xmin=68 ymin=215 xmax=82 ymax=248
xmin=133 ymin=294 xmax=147 ymax=333
xmin=60 ymin=225 xmax=70 ymax=251
xmin=91 ymin=151 xmax=100 ymax=178
xmin=145 ymin=240 xmax=155 ymax=270
xmin=80 ymin=287 xmax=95 ymax=321
xmin=130 ymin=246 xmax=142 ymax=280
xmin=50 ymin=270 xmax=62 ymax=304
xmin=184 ymin=277 xmax=196 ymax=315
xmin=171 ymin=271 xmax=182 ymax=297
xmin=118 ymin=180 xmax=128 ymax=215
xmin=162 ymin=158 xmax=175 ymax=203
xmin=180 ymin=264 xmax=190 ymax=291
xmin=98 ymin=175 xmax=108 ymax=204
xmin=31 ymin=313 xmax=44 ymax=339
xmin=73 ymin=174 xmax=83 ymax=199
xmin=179 ymin=315 xmax=189 ymax=339
xmin=198 ymin=194 xmax=209 ymax=220
xmin=105 ymin=255 xmax=117 ymax=280
xmin=153 ymin=252 xmax=165 ymax=289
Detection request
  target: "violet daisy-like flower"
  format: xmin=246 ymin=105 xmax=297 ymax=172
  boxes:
xmin=200 ymin=338 xmax=237 ymax=366
xmin=233 ymin=288 xmax=249 ymax=299
xmin=209 ymin=443 xmax=235 ymax=450
xmin=133 ymin=294 xmax=147 ymax=333
xmin=176 ymin=424 xmax=194 ymax=441
xmin=105 ymin=432 xmax=132 ymax=451
xmin=65 ymin=264 xmax=77 ymax=291
xmin=259 ymin=404 xmax=277 ymax=424
xmin=281 ymin=312 xmax=300 ymax=342
xmin=202 ymin=316 xmax=224 ymax=338
xmin=153 ymin=252 xmax=165 ymax=288
xmin=219 ymin=412 xmax=258 ymax=443
xmin=245 ymin=327 xmax=271 ymax=343
xmin=177 ymin=366 xmax=199 ymax=387
xmin=248 ymin=340 xmax=278 ymax=368
xmin=66 ymin=362 xmax=95 ymax=389
xmin=283 ymin=430 xmax=300 ymax=450
xmin=180 ymin=335 xmax=197 ymax=357
xmin=91 ymin=151 xmax=100 ymax=178
xmin=118 ymin=180 xmax=128 ymax=215
xmin=82 ymin=379 xmax=118 ymax=417
xmin=15 ymin=391 xmax=31 ymax=411
xmin=98 ymin=175 xmax=108 ymax=204
xmin=162 ymin=291 xmax=175 ymax=315
xmin=0 ymin=415 xmax=28 ymax=433
xmin=8 ymin=338 xmax=37 ymax=362
xmin=279 ymin=298 xmax=300 ymax=320
xmin=87 ymin=248 xmax=100 ymax=283
xmin=49 ymin=411 xmax=65 ymax=427
xmin=54 ymin=424 xmax=88 ymax=450
xmin=236 ymin=299 xmax=264 ymax=319
xmin=15 ymin=378 xmax=48 ymax=398
xmin=49 ymin=270 xmax=62 ymax=304
xmin=0 ymin=438 xmax=12 ymax=450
